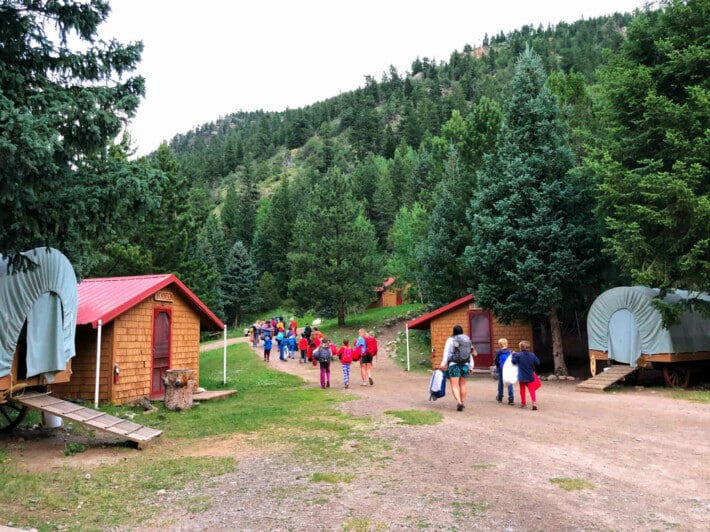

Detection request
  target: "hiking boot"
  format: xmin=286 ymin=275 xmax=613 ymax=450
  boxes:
xmin=327 ymin=381 xmax=330 ymax=388
xmin=456 ymin=404 xmax=464 ymax=412
xmin=496 ymin=396 xmax=502 ymax=403
xmin=532 ymin=405 xmax=538 ymax=411
xmin=369 ymin=377 xmax=374 ymax=385
xmin=508 ymin=398 xmax=514 ymax=405
xmin=345 ymin=383 xmax=349 ymax=389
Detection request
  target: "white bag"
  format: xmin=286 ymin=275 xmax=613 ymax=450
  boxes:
xmin=502 ymin=354 xmax=519 ymax=385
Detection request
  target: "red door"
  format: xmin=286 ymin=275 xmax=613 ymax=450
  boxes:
xmin=469 ymin=311 xmax=493 ymax=368
xmin=151 ymin=309 xmax=172 ymax=396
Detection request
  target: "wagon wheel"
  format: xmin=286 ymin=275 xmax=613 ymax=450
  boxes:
xmin=663 ymin=366 xmax=691 ymax=389
xmin=0 ymin=402 xmax=29 ymax=432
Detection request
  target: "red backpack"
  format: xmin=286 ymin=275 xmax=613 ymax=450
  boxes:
xmin=365 ymin=336 xmax=378 ymax=356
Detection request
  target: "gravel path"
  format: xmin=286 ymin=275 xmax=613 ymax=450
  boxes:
xmin=133 ymin=332 xmax=710 ymax=531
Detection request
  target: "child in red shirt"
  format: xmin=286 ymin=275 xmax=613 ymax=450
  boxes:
xmin=337 ymin=339 xmax=354 ymax=389
xmin=298 ymin=333 xmax=308 ymax=364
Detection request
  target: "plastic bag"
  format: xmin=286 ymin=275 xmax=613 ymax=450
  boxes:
xmin=502 ymin=355 xmax=519 ymax=385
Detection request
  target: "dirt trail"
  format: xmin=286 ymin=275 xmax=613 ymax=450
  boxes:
xmin=6 ymin=330 xmax=710 ymax=531
xmin=183 ymin=330 xmax=710 ymax=531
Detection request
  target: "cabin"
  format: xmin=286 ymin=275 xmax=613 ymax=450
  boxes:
xmin=406 ymin=294 xmax=533 ymax=370
xmin=50 ymin=274 xmax=223 ymax=405
xmin=367 ymin=277 xmax=405 ymax=309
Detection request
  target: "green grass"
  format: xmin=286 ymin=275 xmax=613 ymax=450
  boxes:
xmin=384 ymin=409 xmax=443 ymax=425
xmin=0 ymin=343 xmax=386 ymax=531
xmin=664 ymin=389 xmax=710 ymax=403
xmin=310 ymin=472 xmax=355 ymax=483
xmin=550 ymin=477 xmax=595 ymax=491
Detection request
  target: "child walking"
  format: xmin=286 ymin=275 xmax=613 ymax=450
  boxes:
xmin=314 ymin=337 xmax=332 ymax=389
xmin=512 ymin=340 xmax=541 ymax=410
xmin=337 ymin=339 xmax=353 ymax=389
xmin=494 ymin=338 xmax=514 ymax=405
xmin=298 ymin=333 xmax=308 ymax=364
xmin=263 ymin=334 xmax=272 ymax=362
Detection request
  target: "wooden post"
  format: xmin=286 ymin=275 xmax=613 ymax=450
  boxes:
xmin=163 ymin=369 xmax=195 ymax=411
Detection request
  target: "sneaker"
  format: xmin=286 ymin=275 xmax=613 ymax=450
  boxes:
xmin=369 ymin=377 xmax=374 ymax=385
xmin=519 ymin=404 xmax=526 ymax=409
xmin=456 ymin=404 xmax=464 ymax=412
xmin=327 ymin=381 xmax=330 ymax=388
xmin=508 ymin=398 xmax=514 ymax=405
xmin=496 ymin=396 xmax=502 ymax=403
xmin=532 ymin=405 xmax=538 ymax=411
xmin=360 ymin=382 xmax=369 ymax=386
xmin=345 ymin=383 xmax=349 ymax=389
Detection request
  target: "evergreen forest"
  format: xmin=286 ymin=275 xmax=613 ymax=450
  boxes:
xmin=1 ymin=0 xmax=708 ymax=373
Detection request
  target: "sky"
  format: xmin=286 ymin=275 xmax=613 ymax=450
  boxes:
xmin=99 ymin=0 xmax=647 ymax=156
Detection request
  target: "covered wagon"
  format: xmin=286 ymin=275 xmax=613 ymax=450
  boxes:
xmin=587 ymin=286 xmax=710 ymax=387
xmin=0 ymin=247 xmax=77 ymax=430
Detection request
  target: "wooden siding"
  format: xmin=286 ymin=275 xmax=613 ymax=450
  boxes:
xmin=429 ymin=301 xmax=532 ymax=369
xmin=51 ymin=287 xmax=202 ymax=405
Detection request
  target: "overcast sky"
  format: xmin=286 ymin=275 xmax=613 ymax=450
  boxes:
xmin=99 ymin=0 xmax=646 ymax=156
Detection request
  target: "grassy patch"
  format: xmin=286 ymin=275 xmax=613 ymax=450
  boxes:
xmin=384 ymin=409 xmax=443 ymax=425
xmin=664 ymin=389 xmax=710 ymax=404
xmin=1 ymin=343 xmax=385 ymax=530
xmin=472 ymin=463 xmax=495 ymax=471
xmin=311 ymin=472 xmax=355 ymax=483
xmin=550 ymin=477 xmax=595 ymax=491
xmin=342 ymin=517 xmax=387 ymax=531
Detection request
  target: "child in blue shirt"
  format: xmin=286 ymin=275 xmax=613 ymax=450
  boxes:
xmin=512 ymin=340 xmax=541 ymax=410
xmin=494 ymin=338 xmax=514 ymax=405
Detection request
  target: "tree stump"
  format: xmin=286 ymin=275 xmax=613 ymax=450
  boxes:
xmin=163 ymin=369 xmax=195 ymax=411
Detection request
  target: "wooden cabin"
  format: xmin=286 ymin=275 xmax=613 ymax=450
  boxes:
xmin=51 ymin=274 xmax=223 ymax=405
xmin=407 ymin=295 xmax=533 ymax=370
xmin=367 ymin=277 xmax=405 ymax=309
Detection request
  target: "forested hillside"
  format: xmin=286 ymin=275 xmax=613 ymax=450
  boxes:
xmin=2 ymin=0 xmax=708 ymax=373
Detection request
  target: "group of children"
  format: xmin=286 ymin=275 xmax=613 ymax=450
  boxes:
xmin=256 ymin=322 xmax=362 ymax=390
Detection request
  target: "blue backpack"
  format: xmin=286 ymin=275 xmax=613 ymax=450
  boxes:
xmin=264 ymin=335 xmax=273 ymax=350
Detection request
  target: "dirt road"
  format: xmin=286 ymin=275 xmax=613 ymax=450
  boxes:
xmin=154 ymin=333 xmax=710 ymax=531
xmin=8 ymin=333 xmax=710 ymax=531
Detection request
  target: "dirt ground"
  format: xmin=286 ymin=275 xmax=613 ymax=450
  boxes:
xmin=4 ymin=329 xmax=710 ymax=531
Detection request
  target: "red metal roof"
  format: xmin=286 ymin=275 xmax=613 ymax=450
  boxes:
xmin=406 ymin=294 xmax=474 ymax=329
xmin=77 ymin=274 xmax=224 ymax=331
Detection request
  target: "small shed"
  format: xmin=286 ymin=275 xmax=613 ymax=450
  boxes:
xmin=406 ymin=294 xmax=533 ymax=369
xmin=587 ymin=286 xmax=710 ymax=372
xmin=50 ymin=274 xmax=224 ymax=405
xmin=367 ymin=277 xmax=404 ymax=309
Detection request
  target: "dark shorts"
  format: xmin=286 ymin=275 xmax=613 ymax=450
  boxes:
xmin=448 ymin=364 xmax=469 ymax=378
xmin=360 ymin=355 xmax=374 ymax=364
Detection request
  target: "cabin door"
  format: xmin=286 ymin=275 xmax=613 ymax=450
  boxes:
xmin=469 ymin=310 xmax=493 ymax=368
xmin=608 ymin=309 xmax=641 ymax=366
xmin=151 ymin=309 xmax=172 ymax=396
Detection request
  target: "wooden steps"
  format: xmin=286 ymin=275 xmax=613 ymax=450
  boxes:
xmin=12 ymin=391 xmax=162 ymax=448
xmin=576 ymin=365 xmax=638 ymax=393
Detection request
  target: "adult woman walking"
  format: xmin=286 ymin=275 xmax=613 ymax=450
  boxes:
xmin=439 ymin=325 xmax=475 ymax=411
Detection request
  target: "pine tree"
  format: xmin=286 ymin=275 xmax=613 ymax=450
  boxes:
xmin=418 ymin=149 xmax=472 ymax=307
xmin=288 ymin=168 xmax=382 ymax=325
xmin=465 ymin=47 xmax=603 ymax=375
xmin=386 ymin=202 xmax=428 ymax=302
xmin=0 ymin=1 xmax=150 ymax=270
xmin=222 ymin=241 xmax=260 ymax=326
xmin=589 ymin=0 xmax=710 ymax=317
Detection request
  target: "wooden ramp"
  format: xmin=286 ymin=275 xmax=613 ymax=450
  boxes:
xmin=12 ymin=391 xmax=162 ymax=448
xmin=576 ymin=365 xmax=638 ymax=393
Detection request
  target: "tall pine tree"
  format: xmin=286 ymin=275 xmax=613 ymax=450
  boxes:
xmin=465 ymin=47 xmax=603 ymax=375
xmin=288 ymin=168 xmax=381 ymax=325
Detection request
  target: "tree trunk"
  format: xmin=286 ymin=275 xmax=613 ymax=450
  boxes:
xmin=163 ymin=369 xmax=195 ymax=411
xmin=337 ymin=303 xmax=346 ymax=326
xmin=549 ymin=309 xmax=568 ymax=376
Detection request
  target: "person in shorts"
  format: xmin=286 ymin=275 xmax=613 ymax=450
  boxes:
xmin=439 ymin=325 xmax=474 ymax=411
